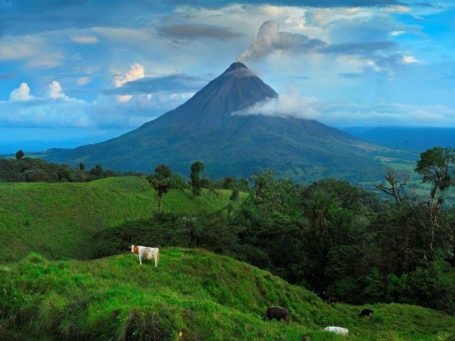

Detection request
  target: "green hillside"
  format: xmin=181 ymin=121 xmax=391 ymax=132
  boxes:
xmin=0 ymin=177 xmax=233 ymax=262
xmin=1 ymin=248 xmax=454 ymax=340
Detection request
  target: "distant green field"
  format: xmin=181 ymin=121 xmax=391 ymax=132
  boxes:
xmin=1 ymin=248 xmax=454 ymax=340
xmin=0 ymin=177 xmax=234 ymax=262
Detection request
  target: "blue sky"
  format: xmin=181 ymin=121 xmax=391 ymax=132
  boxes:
xmin=0 ymin=0 xmax=454 ymax=152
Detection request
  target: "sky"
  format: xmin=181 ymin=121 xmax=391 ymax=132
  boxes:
xmin=0 ymin=0 xmax=454 ymax=152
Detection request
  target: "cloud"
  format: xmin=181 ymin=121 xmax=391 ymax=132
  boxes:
xmin=321 ymin=42 xmax=396 ymax=55
xmin=239 ymin=20 xmax=326 ymax=61
xmin=114 ymin=63 xmax=145 ymax=87
xmin=401 ymin=55 xmax=419 ymax=64
xmin=390 ymin=30 xmax=406 ymax=36
xmin=234 ymin=90 xmax=319 ymax=119
xmin=0 ymin=33 xmax=64 ymax=69
xmin=234 ymin=90 xmax=455 ymax=127
xmin=9 ymin=82 xmax=33 ymax=101
xmin=0 ymin=80 xmax=194 ymax=129
xmin=71 ymin=35 xmax=98 ymax=44
xmin=157 ymin=23 xmax=242 ymax=42
xmin=0 ymin=72 xmax=16 ymax=80
xmin=0 ymin=38 xmax=35 ymax=60
xmin=77 ymin=77 xmax=91 ymax=86
xmin=48 ymin=81 xmax=67 ymax=99
xmin=106 ymin=74 xmax=206 ymax=95
xmin=114 ymin=63 xmax=145 ymax=102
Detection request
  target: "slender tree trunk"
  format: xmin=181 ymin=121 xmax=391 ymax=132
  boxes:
xmin=158 ymin=194 xmax=163 ymax=213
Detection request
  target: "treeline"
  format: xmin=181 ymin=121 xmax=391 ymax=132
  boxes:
xmin=95 ymin=147 xmax=455 ymax=314
xmin=0 ymin=150 xmax=138 ymax=182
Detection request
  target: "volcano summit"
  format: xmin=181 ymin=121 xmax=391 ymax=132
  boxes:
xmin=46 ymin=62 xmax=383 ymax=182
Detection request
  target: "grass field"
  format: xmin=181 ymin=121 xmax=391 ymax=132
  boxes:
xmin=1 ymin=248 xmax=455 ymax=340
xmin=0 ymin=176 xmax=234 ymax=262
xmin=1 ymin=176 xmax=455 ymax=340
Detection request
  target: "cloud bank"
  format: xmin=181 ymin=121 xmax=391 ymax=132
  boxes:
xmin=235 ymin=91 xmax=455 ymax=127
xmin=157 ymin=23 xmax=242 ymax=42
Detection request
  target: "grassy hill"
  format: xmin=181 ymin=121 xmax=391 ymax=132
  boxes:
xmin=0 ymin=177 xmax=233 ymax=262
xmin=1 ymin=248 xmax=455 ymax=340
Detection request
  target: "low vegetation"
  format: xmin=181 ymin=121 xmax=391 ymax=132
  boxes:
xmin=0 ymin=154 xmax=134 ymax=183
xmin=2 ymin=249 xmax=455 ymax=340
xmin=0 ymin=146 xmax=454 ymax=339
xmin=0 ymin=177 xmax=234 ymax=262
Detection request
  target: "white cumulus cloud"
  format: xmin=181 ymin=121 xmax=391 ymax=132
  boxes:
xmin=9 ymin=83 xmax=34 ymax=101
xmin=48 ymin=81 xmax=67 ymax=99
xmin=401 ymin=55 xmax=419 ymax=64
xmin=235 ymin=90 xmax=319 ymax=119
xmin=114 ymin=63 xmax=145 ymax=102
xmin=234 ymin=91 xmax=455 ymax=127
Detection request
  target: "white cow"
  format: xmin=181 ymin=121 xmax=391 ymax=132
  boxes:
xmin=324 ymin=326 xmax=349 ymax=335
xmin=131 ymin=245 xmax=159 ymax=267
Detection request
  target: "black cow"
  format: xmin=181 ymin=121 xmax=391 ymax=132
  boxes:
xmin=359 ymin=309 xmax=374 ymax=319
xmin=320 ymin=291 xmax=337 ymax=304
xmin=263 ymin=306 xmax=289 ymax=322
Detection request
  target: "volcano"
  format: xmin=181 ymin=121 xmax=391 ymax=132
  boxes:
xmin=46 ymin=62 xmax=384 ymax=182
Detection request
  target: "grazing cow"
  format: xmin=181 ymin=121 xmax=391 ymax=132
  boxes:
xmin=324 ymin=326 xmax=349 ymax=335
xmin=263 ymin=306 xmax=289 ymax=322
xmin=320 ymin=291 xmax=337 ymax=304
xmin=359 ymin=308 xmax=374 ymax=319
xmin=131 ymin=245 xmax=159 ymax=266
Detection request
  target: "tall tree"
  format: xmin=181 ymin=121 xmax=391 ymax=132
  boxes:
xmin=190 ymin=161 xmax=204 ymax=197
xmin=416 ymin=147 xmax=455 ymax=205
xmin=415 ymin=147 xmax=455 ymax=252
xmin=375 ymin=168 xmax=409 ymax=204
xmin=15 ymin=150 xmax=25 ymax=160
xmin=148 ymin=164 xmax=172 ymax=212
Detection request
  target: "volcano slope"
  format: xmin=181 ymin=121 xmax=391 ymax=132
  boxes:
xmin=46 ymin=62 xmax=385 ymax=183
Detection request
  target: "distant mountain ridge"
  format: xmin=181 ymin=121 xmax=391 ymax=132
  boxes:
xmin=344 ymin=127 xmax=455 ymax=151
xmin=45 ymin=62 xmax=384 ymax=182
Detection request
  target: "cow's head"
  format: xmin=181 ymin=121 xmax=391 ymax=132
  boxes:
xmin=131 ymin=245 xmax=136 ymax=254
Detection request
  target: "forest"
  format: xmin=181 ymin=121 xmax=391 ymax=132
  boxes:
xmin=94 ymin=147 xmax=455 ymax=314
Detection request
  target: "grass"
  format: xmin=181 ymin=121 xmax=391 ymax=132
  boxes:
xmin=1 ymin=248 xmax=454 ymax=340
xmin=0 ymin=176 xmax=234 ymax=262
xmin=1 ymin=176 xmax=454 ymax=340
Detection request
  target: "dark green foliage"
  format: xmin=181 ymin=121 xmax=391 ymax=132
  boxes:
xmin=168 ymin=173 xmax=187 ymax=190
xmin=0 ymin=157 xmax=135 ymax=183
xmin=190 ymin=161 xmax=204 ymax=197
xmin=15 ymin=150 xmax=24 ymax=160
xmin=88 ymin=164 xmax=455 ymax=315
xmin=94 ymin=211 xmax=240 ymax=258
xmin=148 ymin=164 xmax=172 ymax=211
xmin=230 ymin=188 xmax=239 ymax=201
xmin=415 ymin=147 xmax=455 ymax=201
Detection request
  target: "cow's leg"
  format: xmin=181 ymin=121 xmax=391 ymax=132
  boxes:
xmin=154 ymin=254 xmax=158 ymax=267
xmin=139 ymin=255 xmax=142 ymax=265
